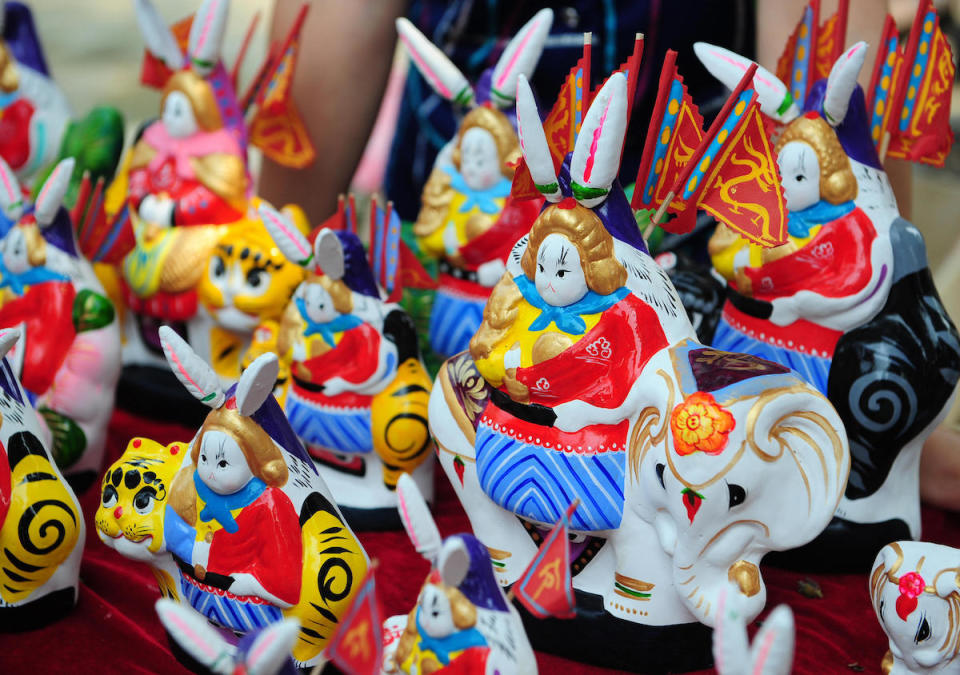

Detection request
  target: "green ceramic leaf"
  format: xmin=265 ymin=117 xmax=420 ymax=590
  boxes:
xmin=73 ymin=289 xmax=115 ymax=332
xmin=39 ymin=407 xmax=87 ymax=469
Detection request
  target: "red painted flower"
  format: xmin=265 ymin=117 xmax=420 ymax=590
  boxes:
xmin=896 ymin=571 xmax=926 ymax=620
xmin=670 ymin=392 xmax=736 ymax=456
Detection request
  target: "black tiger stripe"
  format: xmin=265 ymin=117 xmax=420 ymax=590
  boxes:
xmin=390 ymin=384 xmax=429 ymax=397
xmin=318 ymin=546 xmax=353 ymax=556
xmin=2 ymin=568 xmax=30 ymax=583
xmin=310 ymin=602 xmax=340 ymax=624
xmin=383 ymin=413 xmax=431 ymax=461
xmin=5 ymin=549 xmax=42 ymax=573
xmin=21 ymin=472 xmax=57 ymax=483
xmin=320 ymin=535 xmax=348 ymax=544
xmin=300 ymin=627 xmax=324 ymax=640
xmin=17 ymin=499 xmax=77 ymax=555
xmin=6 ymin=431 xmax=48 ymax=470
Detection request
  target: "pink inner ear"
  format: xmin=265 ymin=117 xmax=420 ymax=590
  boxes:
xmin=36 ymin=166 xmax=64 ymax=209
xmin=753 ymin=626 xmax=779 ymax=670
xmin=163 ymin=339 xmax=205 ymax=395
xmin=494 ymin=20 xmax=540 ymax=90
xmin=0 ymin=167 xmax=16 ymax=206
xmin=583 ymin=94 xmax=612 ymax=184
xmin=266 ymin=211 xmax=310 ymax=259
xmin=397 ymin=491 xmax=420 ymax=549
xmin=165 ymin=610 xmax=219 ymax=660
xmin=192 ymin=0 xmax=220 ymax=57
xmin=399 ymin=34 xmax=452 ymax=99
xmin=247 ymin=631 xmax=277 ymax=667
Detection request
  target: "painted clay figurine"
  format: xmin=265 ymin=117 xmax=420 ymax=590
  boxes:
xmin=156 ymin=598 xmax=300 ymax=675
xmin=871 ymin=541 xmax=960 ymax=674
xmin=0 ymin=157 xmax=120 ymax=489
xmin=0 ymin=328 xmax=85 ymax=631
xmin=713 ymin=583 xmax=795 ymax=675
xmin=256 ymin=204 xmax=434 ymax=528
xmin=96 ymin=326 xmax=368 ymax=669
xmin=428 ymin=72 xmax=849 ymax=671
xmin=396 ymin=10 xmax=550 ymax=359
xmin=381 ymin=474 xmax=536 ymax=674
xmin=0 ymin=2 xmax=123 ymax=194
xmin=696 ymin=34 xmax=960 ymax=569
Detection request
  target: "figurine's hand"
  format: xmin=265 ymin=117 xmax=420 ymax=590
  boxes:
xmin=192 ymin=539 xmax=211 ymax=569
xmin=443 ymin=221 xmax=460 ymax=256
xmin=321 ymin=376 xmax=352 ymax=397
xmin=139 ymin=194 xmax=175 ymax=227
xmin=503 ymin=368 xmax=529 ymax=403
xmin=733 ymin=267 xmax=752 ymax=297
xmin=552 ymin=400 xmax=592 ymax=433
xmin=503 ymin=345 xmax=521 ymax=371
xmin=477 ymin=259 xmax=506 ymax=287
xmin=229 ymin=573 xmax=293 ymax=608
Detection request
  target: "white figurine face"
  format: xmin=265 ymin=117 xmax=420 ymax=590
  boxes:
xmin=777 ymin=141 xmax=821 ymax=212
xmin=460 ymin=127 xmax=501 ymax=192
xmin=296 ymin=282 xmax=338 ymax=325
xmin=418 ymin=584 xmax=456 ymax=638
xmin=535 ymin=233 xmax=588 ymax=307
xmin=2 ymin=227 xmax=31 ymax=276
xmin=877 ymin=583 xmax=956 ymax=672
xmin=162 ymin=91 xmax=199 ymax=139
xmin=197 ymin=430 xmax=254 ymax=495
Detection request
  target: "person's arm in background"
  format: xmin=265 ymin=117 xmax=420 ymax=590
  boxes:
xmin=258 ymin=0 xmax=406 ymax=223
xmin=757 ymin=0 xmax=912 ymax=218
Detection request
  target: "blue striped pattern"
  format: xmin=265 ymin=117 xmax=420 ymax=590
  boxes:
xmin=713 ymin=317 xmax=831 ymax=395
xmin=429 ymin=289 xmax=485 ymax=358
xmin=475 ymin=426 xmax=625 ymax=532
xmin=179 ymin=573 xmax=282 ymax=632
xmin=286 ymin=388 xmax=373 ymax=454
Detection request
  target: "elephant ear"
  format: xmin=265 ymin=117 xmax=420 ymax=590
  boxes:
xmin=133 ymin=0 xmax=185 ymax=71
xmin=693 ymin=42 xmax=799 ymax=124
xmin=748 ymin=604 xmax=795 ymax=675
xmin=258 ymin=202 xmax=314 ymax=269
xmin=712 ymin=584 xmax=751 ymax=675
xmin=34 ymin=158 xmax=74 ymax=228
xmin=187 ymin=0 xmax=229 ymax=77
xmin=243 ymin=620 xmax=299 ymax=675
xmin=823 ymin=42 xmax=867 ymax=127
xmin=0 ymin=156 xmax=23 ymax=223
xmin=516 ymin=74 xmax=561 ymax=202
xmin=397 ymin=473 xmax=442 ymax=563
xmin=489 ymin=8 xmax=553 ymax=108
xmin=396 ymin=17 xmax=474 ymax=107
xmin=569 ymin=72 xmax=628 ymax=208
xmin=159 ymin=325 xmax=225 ymax=408
xmin=236 ymin=353 xmax=279 ymax=417
xmin=155 ymin=599 xmax=236 ymax=674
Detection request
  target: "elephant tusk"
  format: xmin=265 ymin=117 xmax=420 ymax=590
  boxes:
xmin=728 ymin=560 xmax=761 ymax=597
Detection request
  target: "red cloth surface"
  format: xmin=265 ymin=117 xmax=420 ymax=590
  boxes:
xmin=2 ymin=408 xmax=959 ymax=674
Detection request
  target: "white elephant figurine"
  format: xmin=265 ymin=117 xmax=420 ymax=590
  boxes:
xmin=696 ymin=34 xmax=960 ymax=571
xmin=871 ymin=541 xmax=960 ymax=674
xmin=428 ymin=72 xmax=850 ymax=671
xmin=0 ymin=157 xmax=120 ymax=490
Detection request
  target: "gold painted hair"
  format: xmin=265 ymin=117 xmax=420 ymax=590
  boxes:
xmin=0 ymin=42 xmax=18 ymax=93
xmin=192 ymin=406 xmax=289 ymax=488
xmin=521 ymin=203 xmax=627 ymax=296
xmin=314 ymin=274 xmax=353 ymax=315
xmin=162 ymin=70 xmax=224 ymax=132
xmin=776 ymin=114 xmax=857 ymax=205
xmin=451 ymin=105 xmax=521 ymax=175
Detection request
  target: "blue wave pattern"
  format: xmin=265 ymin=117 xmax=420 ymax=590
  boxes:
xmin=429 ymin=288 xmax=485 ymax=358
xmin=286 ymin=388 xmax=373 ymax=454
xmin=475 ymin=425 xmax=626 ymax=531
xmin=713 ymin=317 xmax=831 ymax=395
xmin=180 ymin=573 xmax=283 ymax=632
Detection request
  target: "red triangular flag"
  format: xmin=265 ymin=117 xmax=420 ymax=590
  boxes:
xmin=326 ymin=567 xmax=382 ymax=675
xmin=140 ymin=16 xmax=192 ymax=89
xmin=513 ymin=501 xmax=577 ymax=619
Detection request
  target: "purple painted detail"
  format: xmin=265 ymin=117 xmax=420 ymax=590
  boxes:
xmin=804 ymin=81 xmax=882 ymax=170
xmin=687 ymin=347 xmax=790 ymax=392
xmin=34 ymin=207 xmax=78 ymax=258
xmin=456 ymin=533 xmax=509 ymax=612
xmin=864 ymin=265 xmax=888 ymax=302
xmin=207 ymin=63 xmax=247 ymax=151
xmin=446 ymin=352 xmax=490 ymax=432
xmin=475 ymin=68 xmax=493 ymax=106
xmin=333 ymin=230 xmax=380 ymax=299
xmin=4 ymin=2 xmax=49 ymax=76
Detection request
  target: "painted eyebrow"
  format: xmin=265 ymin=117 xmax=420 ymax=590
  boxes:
xmin=538 ymin=246 xmax=546 ymax=264
xmin=794 ymin=147 xmax=807 ymax=174
xmin=558 ymin=245 xmax=569 ymax=266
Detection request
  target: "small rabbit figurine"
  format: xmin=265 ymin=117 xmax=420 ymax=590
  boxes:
xmin=712 ymin=584 xmax=795 ymax=675
xmin=382 ymin=473 xmax=537 ymax=674
xmin=156 ymin=598 xmax=300 ymax=675
xmin=396 ymin=10 xmax=552 ymax=359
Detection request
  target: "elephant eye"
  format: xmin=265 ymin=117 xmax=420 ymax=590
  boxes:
xmin=916 ymin=615 xmax=931 ymax=643
xmin=728 ymin=483 xmax=746 ymax=508
xmin=655 ymin=463 xmax=666 ymax=489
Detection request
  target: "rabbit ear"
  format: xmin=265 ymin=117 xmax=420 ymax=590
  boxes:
xmin=258 ymin=202 xmax=314 ymax=269
xmin=244 ymin=619 xmax=299 ymax=675
xmin=823 ymin=41 xmax=867 ymax=127
xmin=438 ymin=537 xmax=470 ymax=588
xmin=313 ymin=229 xmax=344 ymax=281
xmin=236 ymin=353 xmax=279 ymax=417
xmin=748 ymin=604 xmax=795 ymax=675
xmin=187 ymin=0 xmax=229 ymax=77
xmin=396 ymin=17 xmax=474 ymax=107
xmin=0 ymin=156 xmax=23 ymax=223
xmin=155 ymin=599 xmax=235 ymax=672
xmin=489 ymin=8 xmax=553 ymax=108
xmin=693 ymin=42 xmax=799 ymax=124
xmin=570 ymin=72 xmax=628 ymax=208
xmin=159 ymin=325 xmax=225 ymax=408
xmin=517 ymin=74 xmax=561 ymax=202
xmin=134 ymin=0 xmax=185 ymax=71
xmin=397 ymin=473 xmax=442 ymax=563
xmin=712 ymin=584 xmax=751 ymax=675
xmin=34 ymin=158 xmax=73 ymax=228
xmin=0 ymin=328 xmax=20 ymax=361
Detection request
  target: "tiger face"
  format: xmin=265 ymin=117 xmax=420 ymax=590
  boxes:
xmin=96 ymin=437 xmax=184 ymax=562
xmin=199 ymin=219 xmax=305 ymax=333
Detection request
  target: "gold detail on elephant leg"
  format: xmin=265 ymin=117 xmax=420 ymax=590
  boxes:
xmin=628 ymin=369 xmax=674 ymax=483
xmin=614 ymin=573 xmax=654 ymax=601
xmin=881 ymin=650 xmax=894 ymax=675
xmin=487 ymin=547 xmax=512 ymax=560
xmin=728 ymin=560 xmax=761 ymax=597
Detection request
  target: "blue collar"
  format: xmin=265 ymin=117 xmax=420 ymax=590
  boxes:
xmin=444 ymin=165 xmax=511 ymax=214
xmin=787 ymin=199 xmax=855 ymax=238
xmin=0 ymin=257 xmax=68 ymax=296
xmin=295 ymin=296 xmax=363 ymax=347
xmin=414 ymin=607 xmax=488 ymax=665
xmin=194 ymin=472 xmax=266 ymax=534
xmin=514 ymin=274 xmax=628 ymax=335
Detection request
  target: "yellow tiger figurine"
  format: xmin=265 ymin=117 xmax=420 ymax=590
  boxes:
xmin=97 ymin=330 xmax=368 ymax=667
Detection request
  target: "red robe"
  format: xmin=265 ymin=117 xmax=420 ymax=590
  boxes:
xmin=0 ymin=98 xmax=34 ymax=171
xmin=128 ymin=158 xmax=243 ymax=226
xmin=294 ymin=321 xmax=381 ymax=408
xmin=206 ymin=487 xmax=302 ymax=606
